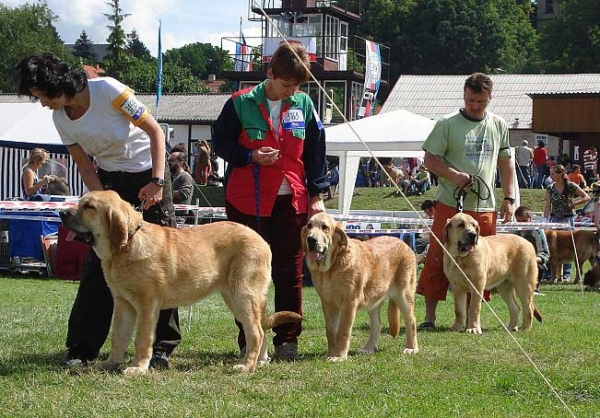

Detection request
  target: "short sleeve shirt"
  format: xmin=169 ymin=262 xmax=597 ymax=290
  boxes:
xmin=53 ymin=77 xmax=153 ymax=173
xmin=422 ymin=110 xmax=510 ymax=211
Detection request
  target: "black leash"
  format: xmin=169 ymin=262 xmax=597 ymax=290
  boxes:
xmin=134 ymin=196 xmax=147 ymax=212
xmin=453 ymin=174 xmax=492 ymax=213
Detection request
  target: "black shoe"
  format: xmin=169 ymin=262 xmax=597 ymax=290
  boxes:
xmin=149 ymin=350 xmax=169 ymax=370
xmin=60 ymin=351 xmax=89 ymax=369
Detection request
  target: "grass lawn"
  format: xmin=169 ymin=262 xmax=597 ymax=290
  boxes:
xmin=1 ymin=277 xmax=599 ymax=417
xmin=2 ymin=186 xmax=598 ymax=417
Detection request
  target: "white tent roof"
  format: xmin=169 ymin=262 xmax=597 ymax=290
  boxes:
xmin=325 ymin=109 xmax=436 ymax=155
xmin=324 ymin=109 xmax=436 ymax=214
xmin=0 ymin=103 xmax=64 ymax=152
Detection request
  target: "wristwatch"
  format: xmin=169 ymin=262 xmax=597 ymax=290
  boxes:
xmin=150 ymin=177 xmax=164 ymax=187
xmin=503 ymin=197 xmax=515 ymax=204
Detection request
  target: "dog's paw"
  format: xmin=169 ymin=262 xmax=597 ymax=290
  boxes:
xmin=326 ymin=355 xmax=347 ymax=362
xmin=233 ymin=363 xmax=255 ymax=373
xmin=123 ymin=366 xmax=148 ymax=375
xmin=93 ymin=360 xmax=120 ymax=371
xmin=257 ymin=356 xmax=271 ymax=368
xmin=357 ymin=347 xmax=377 ymax=355
xmin=403 ymin=346 xmax=419 ymax=355
xmin=450 ymin=323 xmax=465 ymax=332
xmin=466 ymin=327 xmax=482 ymax=335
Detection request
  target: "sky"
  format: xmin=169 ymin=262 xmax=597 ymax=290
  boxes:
xmin=5 ymin=0 xmax=264 ymax=55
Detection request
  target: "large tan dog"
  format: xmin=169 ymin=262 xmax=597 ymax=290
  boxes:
xmin=443 ymin=213 xmax=542 ymax=334
xmin=59 ymin=190 xmax=300 ymax=374
xmin=383 ymin=163 xmax=404 ymax=187
xmin=544 ymin=229 xmax=599 ymax=283
xmin=301 ymin=212 xmax=418 ymax=361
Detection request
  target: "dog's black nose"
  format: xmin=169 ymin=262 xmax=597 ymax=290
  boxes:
xmin=59 ymin=210 xmax=69 ymax=222
xmin=467 ymin=231 xmax=478 ymax=242
xmin=306 ymin=235 xmax=318 ymax=250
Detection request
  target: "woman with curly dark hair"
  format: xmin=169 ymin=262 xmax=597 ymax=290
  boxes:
xmin=15 ymin=53 xmax=181 ymax=370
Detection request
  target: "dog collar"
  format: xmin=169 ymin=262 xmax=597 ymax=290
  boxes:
xmin=128 ymin=222 xmax=143 ymax=239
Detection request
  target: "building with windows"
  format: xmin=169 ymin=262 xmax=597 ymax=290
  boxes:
xmin=220 ymin=0 xmax=390 ymax=124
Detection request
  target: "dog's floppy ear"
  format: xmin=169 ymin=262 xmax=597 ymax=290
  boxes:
xmin=106 ymin=206 xmax=128 ymax=252
xmin=334 ymin=223 xmax=348 ymax=250
xmin=442 ymin=219 xmax=451 ymax=243
xmin=475 ymin=221 xmax=480 ymax=245
xmin=300 ymin=225 xmax=308 ymax=252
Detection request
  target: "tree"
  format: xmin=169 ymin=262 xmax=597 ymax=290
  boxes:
xmin=117 ymin=57 xmax=208 ymax=94
xmin=165 ymin=43 xmax=231 ymax=79
xmin=73 ymin=30 xmax=98 ymax=62
xmin=0 ymin=3 xmax=70 ymax=93
xmin=539 ymin=0 xmax=600 ymax=73
xmin=360 ymin=0 xmax=538 ymax=82
xmin=127 ymin=29 xmax=152 ymax=61
xmin=103 ymin=0 xmax=130 ymax=76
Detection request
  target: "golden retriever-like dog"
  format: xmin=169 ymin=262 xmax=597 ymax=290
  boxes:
xmin=301 ymin=212 xmax=418 ymax=361
xmin=443 ymin=213 xmax=542 ymax=334
xmin=383 ymin=163 xmax=404 ymax=187
xmin=544 ymin=229 xmax=599 ymax=283
xmin=59 ymin=190 xmax=300 ymax=374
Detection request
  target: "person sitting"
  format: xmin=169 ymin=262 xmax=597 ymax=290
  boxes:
xmin=567 ymin=164 xmax=587 ymax=189
xmin=514 ymin=205 xmax=549 ymax=295
xmin=168 ymin=151 xmax=194 ymax=205
xmin=411 ymin=165 xmax=431 ymax=195
xmin=21 ymin=148 xmax=55 ymax=201
xmin=415 ymin=200 xmax=436 ymax=265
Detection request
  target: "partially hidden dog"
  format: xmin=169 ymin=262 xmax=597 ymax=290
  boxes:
xmin=59 ymin=190 xmax=301 ymax=374
xmin=383 ymin=163 xmax=404 ymax=187
xmin=583 ymin=263 xmax=600 ymax=291
xmin=544 ymin=229 xmax=599 ymax=283
xmin=442 ymin=213 xmax=542 ymax=334
xmin=301 ymin=212 xmax=418 ymax=361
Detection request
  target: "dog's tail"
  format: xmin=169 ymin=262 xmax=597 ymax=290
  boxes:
xmin=533 ymin=305 xmax=543 ymax=323
xmin=262 ymin=311 xmax=303 ymax=330
xmin=387 ymin=300 xmax=400 ymax=338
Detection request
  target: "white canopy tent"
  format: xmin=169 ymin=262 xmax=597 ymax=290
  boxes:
xmin=325 ymin=109 xmax=436 ymax=214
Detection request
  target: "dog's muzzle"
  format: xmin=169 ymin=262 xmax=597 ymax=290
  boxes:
xmin=306 ymin=235 xmax=325 ymax=262
xmin=457 ymin=231 xmax=477 ymax=255
xmin=59 ymin=210 xmax=95 ymax=246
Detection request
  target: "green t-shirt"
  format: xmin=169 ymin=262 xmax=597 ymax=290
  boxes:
xmin=422 ymin=110 xmax=511 ymax=212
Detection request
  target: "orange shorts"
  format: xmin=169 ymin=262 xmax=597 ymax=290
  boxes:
xmin=416 ymin=202 xmax=497 ymax=301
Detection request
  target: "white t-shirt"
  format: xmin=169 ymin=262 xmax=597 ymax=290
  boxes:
xmin=267 ymin=98 xmax=292 ymax=195
xmin=54 ymin=77 xmax=153 ymax=173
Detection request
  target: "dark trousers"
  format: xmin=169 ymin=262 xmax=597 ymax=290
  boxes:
xmin=226 ymin=195 xmax=307 ymax=348
xmin=66 ymin=166 xmax=181 ymax=360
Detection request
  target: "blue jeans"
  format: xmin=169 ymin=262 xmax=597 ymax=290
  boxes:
xmin=534 ymin=165 xmax=547 ymax=189
xmin=517 ymin=165 xmax=531 ymax=188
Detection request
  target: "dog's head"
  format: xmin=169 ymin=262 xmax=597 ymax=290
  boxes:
xmin=47 ymin=177 xmax=70 ymax=195
xmin=59 ymin=190 xmax=143 ymax=259
xmin=301 ymin=212 xmax=348 ymax=272
xmin=443 ymin=212 xmax=480 ymax=257
xmin=583 ymin=263 xmax=600 ymax=291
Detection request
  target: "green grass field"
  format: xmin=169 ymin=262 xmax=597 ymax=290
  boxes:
xmin=1 ymin=186 xmax=598 ymax=417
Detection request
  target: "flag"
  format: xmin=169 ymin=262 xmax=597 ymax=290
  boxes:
xmin=357 ymin=40 xmax=382 ymax=119
xmin=156 ymin=21 xmax=163 ymax=109
xmin=234 ymin=31 xmax=252 ymax=72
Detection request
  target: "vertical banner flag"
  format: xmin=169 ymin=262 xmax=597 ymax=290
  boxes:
xmin=357 ymin=40 xmax=382 ymax=119
xmin=235 ymin=31 xmax=252 ymax=72
xmin=156 ymin=20 xmax=163 ymax=109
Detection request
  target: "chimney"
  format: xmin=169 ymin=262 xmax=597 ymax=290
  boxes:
xmin=208 ymin=74 xmax=216 ymax=82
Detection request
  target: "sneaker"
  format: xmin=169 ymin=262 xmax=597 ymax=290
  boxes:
xmin=534 ymin=290 xmax=545 ymax=296
xmin=417 ymin=321 xmax=436 ymax=331
xmin=149 ymin=350 xmax=169 ymax=370
xmin=561 ymin=276 xmax=572 ymax=283
xmin=273 ymin=342 xmax=299 ymax=360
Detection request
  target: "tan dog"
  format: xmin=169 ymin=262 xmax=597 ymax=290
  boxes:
xmin=59 ymin=190 xmax=300 ymax=374
xmin=442 ymin=213 xmax=542 ymax=334
xmin=383 ymin=163 xmax=403 ymax=187
xmin=544 ymin=229 xmax=599 ymax=283
xmin=301 ymin=212 xmax=418 ymax=361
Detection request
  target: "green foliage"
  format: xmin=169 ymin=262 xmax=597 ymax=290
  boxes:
xmin=126 ymin=29 xmax=152 ymax=61
xmin=165 ymin=42 xmax=231 ymax=78
xmin=73 ymin=30 xmax=98 ymax=62
xmin=103 ymin=0 xmax=130 ymax=75
xmin=0 ymin=2 xmax=70 ymax=93
xmin=116 ymin=57 xmax=207 ymax=93
xmin=539 ymin=0 xmax=600 ymax=73
xmin=361 ymin=0 xmax=538 ymax=79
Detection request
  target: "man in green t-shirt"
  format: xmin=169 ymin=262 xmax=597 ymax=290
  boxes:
xmin=416 ymin=72 xmax=516 ymax=331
